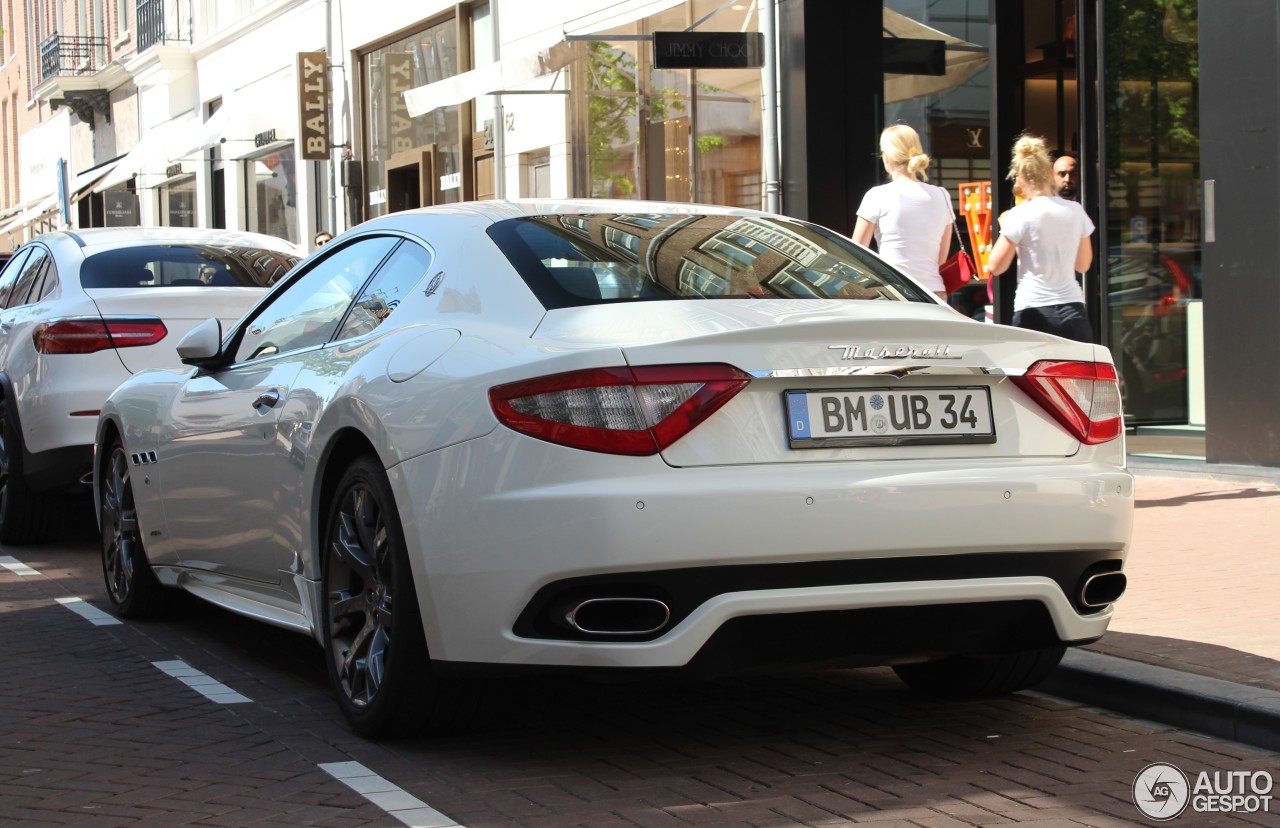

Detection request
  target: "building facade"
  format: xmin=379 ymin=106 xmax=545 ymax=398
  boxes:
xmin=0 ymin=1 xmax=1267 ymax=466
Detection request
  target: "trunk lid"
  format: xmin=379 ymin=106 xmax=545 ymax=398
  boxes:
xmin=84 ymin=286 xmax=265 ymax=373
xmin=534 ymin=300 xmax=1110 ymax=466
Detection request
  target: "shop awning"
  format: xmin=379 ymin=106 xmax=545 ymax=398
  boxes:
xmin=0 ymin=194 xmax=58 ymax=237
xmin=170 ymin=72 xmax=296 ymax=161
xmin=93 ymin=113 xmax=198 ymax=193
xmin=403 ymin=0 xmax=685 ymax=118
xmin=169 ymin=104 xmax=234 ymax=160
xmin=883 ymin=10 xmax=989 ymax=103
xmin=69 ymin=157 xmax=122 ymax=202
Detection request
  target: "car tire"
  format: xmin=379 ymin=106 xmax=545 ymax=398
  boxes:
xmin=892 ymin=645 xmax=1067 ymax=697
xmin=0 ymin=395 xmax=54 ymax=545
xmin=100 ymin=440 xmax=169 ymax=617
xmin=321 ymin=455 xmax=477 ymax=737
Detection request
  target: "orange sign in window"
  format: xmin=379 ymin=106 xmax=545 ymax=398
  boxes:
xmin=958 ymin=181 xmax=993 ymax=276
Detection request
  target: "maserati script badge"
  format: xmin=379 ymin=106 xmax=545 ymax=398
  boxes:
xmin=828 ymin=344 xmax=960 ymax=360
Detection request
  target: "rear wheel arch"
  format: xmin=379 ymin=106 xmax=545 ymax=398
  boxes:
xmin=317 ymin=447 xmax=478 ymax=736
xmin=314 ymin=428 xmax=382 ymax=554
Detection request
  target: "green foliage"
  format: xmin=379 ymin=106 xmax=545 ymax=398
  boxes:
xmin=696 ymin=135 xmax=725 ymax=154
xmin=1104 ymin=0 xmax=1200 ymax=163
xmin=585 ymin=41 xmax=690 ymax=197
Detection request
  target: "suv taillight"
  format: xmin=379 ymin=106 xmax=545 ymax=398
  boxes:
xmin=33 ymin=318 xmax=168 ymax=354
xmin=1012 ymin=360 xmax=1123 ymax=445
xmin=490 ymin=364 xmax=751 ymax=455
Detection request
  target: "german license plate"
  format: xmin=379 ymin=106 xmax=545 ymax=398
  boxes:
xmin=785 ymin=387 xmax=996 ymax=447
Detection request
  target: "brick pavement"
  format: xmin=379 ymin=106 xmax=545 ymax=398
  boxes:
xmin=2 ymin=483 xmax=1280 ymax=826
xmin=1082 ymin=471 xmax=1280 ymax=690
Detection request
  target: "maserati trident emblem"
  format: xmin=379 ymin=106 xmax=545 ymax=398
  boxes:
xmin=828 ymin=344 xmax=961 ymax=360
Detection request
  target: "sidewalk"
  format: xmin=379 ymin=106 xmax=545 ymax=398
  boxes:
xmin=1041 ymin=456 xmax=1280 ymax=751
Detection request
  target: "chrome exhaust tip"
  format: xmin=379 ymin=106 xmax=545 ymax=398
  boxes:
xmin=1079 ymin=571 xmax=1127 ymax=608
xmin=565 ymin=597 xmax=671 ymax=636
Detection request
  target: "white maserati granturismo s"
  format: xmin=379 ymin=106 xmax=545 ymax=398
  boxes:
xmin=94 ymin=200 xmax=1133 ymax=737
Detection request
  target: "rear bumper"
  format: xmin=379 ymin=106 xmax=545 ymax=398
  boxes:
xmin=23 ymin=443 xmax=94 ymax=493
xmin=390 ymin=431 xmax=1134 ymax=670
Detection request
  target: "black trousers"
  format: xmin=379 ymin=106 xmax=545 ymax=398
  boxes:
xmin=1012 ymin=302 xmax=1092 ymax=342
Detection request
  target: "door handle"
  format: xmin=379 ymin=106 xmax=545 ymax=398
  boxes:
xmin=252 ymin=390 xmax=282 ymax=412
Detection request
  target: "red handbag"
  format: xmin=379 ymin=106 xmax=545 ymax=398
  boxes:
xmin=941 ymin=248 xmax=978 ymax=295
xmin=941 ymin=220 xmax=979 ymax=295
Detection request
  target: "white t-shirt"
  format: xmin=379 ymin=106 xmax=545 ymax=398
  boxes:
xmin=998 ymin=195 xmax=1096 ymax=311
xmin=856 ymin=179 xmax=954 ymax=293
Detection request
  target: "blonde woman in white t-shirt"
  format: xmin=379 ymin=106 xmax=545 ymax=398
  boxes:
xmin=985 ymin=133 xmax=1095 ymax=342
xmin=852 ymin=124 xmax=954 ymax=299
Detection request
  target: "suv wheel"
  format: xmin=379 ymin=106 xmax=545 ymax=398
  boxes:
xmin=0 ymin=396 xmax=53 ymax=545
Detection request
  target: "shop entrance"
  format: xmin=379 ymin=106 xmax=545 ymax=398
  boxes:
xmin=385 ymin=145 xmax=437 ymax=212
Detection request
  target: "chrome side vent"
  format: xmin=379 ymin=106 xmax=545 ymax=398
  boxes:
xmin=131 ymin=451 xmax=159 ymax=466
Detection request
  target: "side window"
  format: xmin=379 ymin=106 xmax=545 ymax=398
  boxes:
xmin=232 ymin=236 xmax=399 ymax=363
xmin=7 ymin=250 xmax=51 ymax=309
xmin=28 ymin=257 xmax=59 ymax=303
xmin=0 ymin=249 xmax=33 ymax=308
xmin=334 ymin=240 xmax=433 ymax=341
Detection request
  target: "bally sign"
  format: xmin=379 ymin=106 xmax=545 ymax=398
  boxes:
xmin=384 ymin=53 xmax=415 ymax=156
xmin=298 ymin=51 xmax=330 ymax=160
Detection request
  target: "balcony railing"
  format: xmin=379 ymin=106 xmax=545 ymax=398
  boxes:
xmin=39 ymin=33 xmax=109 ymax=83
xmin=137 ymin=0 xmax=191 ymax=53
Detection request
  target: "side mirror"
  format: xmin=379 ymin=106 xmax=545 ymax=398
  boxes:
xmin=177 ymin=318 xmax=224 ymax=366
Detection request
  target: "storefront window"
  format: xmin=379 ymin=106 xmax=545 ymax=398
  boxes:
xmin=160 ymin=177 xmax=197 ymax=227
xmin=580 ymin=0 xmax=762 ymax=207
xmin=586 ymin=40 xmax=642 ymax=199
xmin=882 ymin=1 xmax=993 ymax=209
xmin=361 ymin=17 xmax=461 ymax=218
xmin=1103 ymin=0 xmax=1200 ymax=423
xmin=244 ymin=148 xmax=298 ymax=243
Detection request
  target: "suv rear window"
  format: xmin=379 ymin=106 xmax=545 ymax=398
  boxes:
xmin=487 ymin=213 xmax=933 ymax=309
xmin=80 ymin=244 xmax=301 ymax=289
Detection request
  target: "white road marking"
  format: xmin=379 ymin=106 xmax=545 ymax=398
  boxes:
xmin=320 ymin=761 xmax=462 ymax=828
xmin=55 ymin=596 xmax=122 ymax=626
xmin=0 ymin=556 xmax=40 ymax=576
xmin=152 ymin=659 xmax=252 ymax=704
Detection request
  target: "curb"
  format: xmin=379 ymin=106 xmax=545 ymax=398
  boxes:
xmin=1041 ymin=649 xmax=1280 ymax=752
xmin=1127 ymin=454 xmax=1280 ymax=486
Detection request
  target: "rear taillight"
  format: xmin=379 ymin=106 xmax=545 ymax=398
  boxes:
xmin=1012 ymin=360 xmax=1123 ymax=445
xmin=490 ymin=364 xmax=751 ymax=455
xmin=33 ymin=318 xmax=168 ymax=355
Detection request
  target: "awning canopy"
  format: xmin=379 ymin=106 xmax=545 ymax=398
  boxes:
xmin=404 ymin=0 xmax=685 ymax=118
xmin=404 ymin=4 xmax=985 ymax=118
xmin=170 ymin=75 xmax=296 ymax=162
xmin=883 ymin=10 xmax=989 ymax=103
xmin=70 ymin=158 xmax=122 ymax=201
xmin=93 ymin=113 xmax=198 ymax=193
xmin=0 ymin=194 xmax=58 ymax=236
xmin=170 ymin=104 xmax=234 ymax=160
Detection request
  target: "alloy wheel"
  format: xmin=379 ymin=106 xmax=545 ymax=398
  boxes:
xmin=101 ymin=446 xmax=140 ymax=605
xmin=326 ymin=483 xmax=394 ymax=708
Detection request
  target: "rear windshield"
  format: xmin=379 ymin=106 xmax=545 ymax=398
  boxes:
xmin=487 ymin=213 xmax=933 ymax=309
xmin=80 ymin=244 xmax=301 ymax=289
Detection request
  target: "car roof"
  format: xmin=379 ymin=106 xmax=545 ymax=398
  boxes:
xmin=359 ymin=198 xmax=772 ymax=227
xmin=32 ymin=227 xmax=302 ymax=255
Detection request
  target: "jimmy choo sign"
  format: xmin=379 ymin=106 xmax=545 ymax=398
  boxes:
xmin=298 ymin=51 xmax=330 ymax=161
